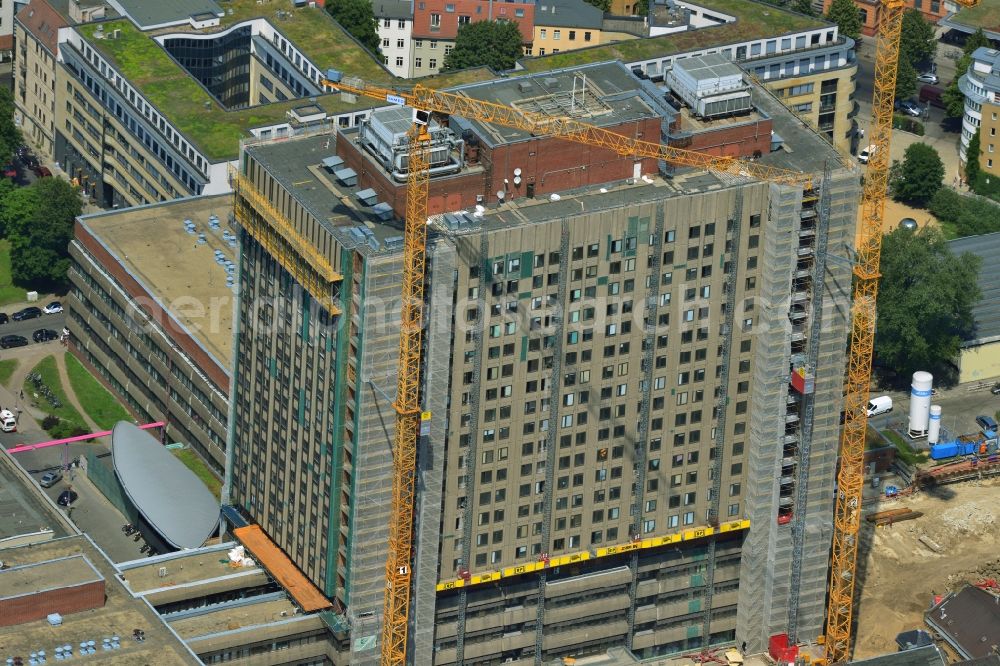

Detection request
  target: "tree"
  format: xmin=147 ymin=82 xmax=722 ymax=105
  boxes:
xmin=895 ymin=58 xmax=917 ymax=101
xmin=584 ymin=0 xmax=611 ymax=11
xmin=875 ymin=226 xmax=981 ymax=387
xmin=825 ymin=0 xmax=861 ymax=41
xmin=966 ymin=127 xmax=981 ymax=184
xmin=0 ymin=88 xmax=22 ymax=165
xmin=891 ymin=142 xmax=944 ymax=206
xmin=791 ymin=0 xmax=815 ymax=16
xmin=635 ymin=0 xmax=649 ymax=16
xmin=326 ymin=0 xmax=380 ymax=56
xmin=444 ymin=20 xmax=523 ymax=72
xmin=899 ymin=10 xmax=936 ymax=69
xmin=2 ymin=177 xmax=81 ymax=286
xmin=943 ymin=29 xmax=991 ymax=120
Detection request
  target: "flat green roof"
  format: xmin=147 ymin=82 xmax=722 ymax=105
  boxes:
xmin=948 ymin=0 xmax=1000 ymax=33
xmin=78 ymin=3 xmax=494 ymax=161
xmin=79 ymin=0 xmax=826 ymax=161
xmin=521 ymin=0 xmax=829 ymax=72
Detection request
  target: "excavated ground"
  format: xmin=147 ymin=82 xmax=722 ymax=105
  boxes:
xmin=852 ymin=477 xmax=1000 ymax=659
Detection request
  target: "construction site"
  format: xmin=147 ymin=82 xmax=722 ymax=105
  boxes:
xmin=44 ymin=0 xmax=989 ymax=659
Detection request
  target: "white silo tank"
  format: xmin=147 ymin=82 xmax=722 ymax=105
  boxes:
xmin=928 ymin=405 xmax=942 ymax=444
xmin=908 ymin=371 xmax=933 ymax=436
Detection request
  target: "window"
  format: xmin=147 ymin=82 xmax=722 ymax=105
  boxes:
xmin=553 ymin=30 xmax=561 ymax=40
xmin=429 ymin=58 xmax=437 ymax=69
xmin=584 ymin=31 xmax=592 ymax=41
xmin=399 ymin=19 xmax=406 ymax=27
xmin=382 ymin=38 xmax=390 ymax=47
xmin=415 ymin=58 xmax=422 ymax=68
xmin=430 ymin=13 xmax=441 ymax=27
xmin=396 ymin=57 xmax=404 ymax=67
xmin=445 ymin=2 xmax=455 ymax=10
xmin=569 ymin=30 xmax=576 ymax=40
xmin=458 ymin=15 xmax=470 ymax=24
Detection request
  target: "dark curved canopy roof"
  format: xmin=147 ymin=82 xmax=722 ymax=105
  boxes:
xmin=112 ymin=421 xmax=218 ymax=549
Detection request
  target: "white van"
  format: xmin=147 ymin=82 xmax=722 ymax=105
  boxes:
xmin=857 ymin=145 xmax=877 ymax=164
xmin=0 ymin=409 xmax=16 ymax=433
xmin=866 ymin=396 xmax=893 ymax=417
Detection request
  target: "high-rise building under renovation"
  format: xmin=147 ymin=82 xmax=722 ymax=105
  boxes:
xmin=225 ymin=60 xmax=859 ymax=664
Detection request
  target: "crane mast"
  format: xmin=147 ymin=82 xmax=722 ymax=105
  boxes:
xmin=380 ymin=123 xmax=431 ymax=665
xmin=823 ymin=2 xmax=903 ymax=662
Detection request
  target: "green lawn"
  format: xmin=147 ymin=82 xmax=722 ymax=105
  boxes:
xmin=0 ymin=358 xmax=16 ymax=387
xmin=64 ymin=353 xmax=132 ymax=430
xmin=0 ymin=239 xmax=24 ymax=307
xmin=172 ymin=447 xmax=222 ymax=499
xmin=24 ymin=355 xmax=87 ymax=430
xmin=882 ymin=429 xmax=929 ymax=466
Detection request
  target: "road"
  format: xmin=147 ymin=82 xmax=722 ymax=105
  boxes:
xmin=0 ymin=310 xmax=65 ymax=343
xmin=852 ymin=36 xmax=966 ymax=200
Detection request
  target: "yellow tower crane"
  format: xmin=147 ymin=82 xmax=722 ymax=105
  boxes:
xmin=322 ymin=76 xmax=814 ymax=666
xmin=821 ymin=0 xmax=978 ymax=660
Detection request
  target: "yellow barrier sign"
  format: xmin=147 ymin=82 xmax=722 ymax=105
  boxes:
xmin=436 ymin=520 xmax=750 ymax=592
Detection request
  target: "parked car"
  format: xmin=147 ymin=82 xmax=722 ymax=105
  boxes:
xmin=32 ymin=165 xmax=52 ymax=178
xmin=857 ymin=144 xmax=877 ymax=164
xmin=39 ymin=470 xmax=63 ymax=488
xmin=0 ymin=334 xmax=28 ymax=349
xmin=0 ymin=313 xmax=7 ymax=325
xmin=897 ymin=100 xmax=923 ymax=117
xmin=2 ymin=164 xmax=16 ymax=179
xmin=919 ymin=85 xmax=945 ymax=109
xmin=992 ymin=382 xmax=1000 ymax=395
xmin=32 ymin=328 xmax=58 ymax=342
xmin=42 ymin=301 xmax=63 ymax=314
xmin=866 ymin=395 xmax=893 ymax=417
xmin=57 ymin=490 xmax=78 ymax=506
xmin=917 ymin=72 xmax=939 ymax=84
xmin=0 ymin=409 xmax=15 ymax=433
xmin=12 ymin=306 xmax=42 ymax=321
xmin=976 ymin=415 xmax=998 ymax=433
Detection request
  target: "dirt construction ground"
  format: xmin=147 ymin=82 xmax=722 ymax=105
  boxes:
xmin=852 ymin=478 xmax=1000 ymax=659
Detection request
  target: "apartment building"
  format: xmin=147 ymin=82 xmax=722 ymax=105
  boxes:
xmin=12 ymin=0 xmax=417 ymax=207
xmin=68 ymin=195 xmax=234 ymax=472
xmin=376 ymin=0 xmax=414 ymax=77
xmin=958 ymin=46 xmax=1000 ymax=174
xmin=225 ymin=60 xmax=857 ymax=664
xmin=14 ymin=0 xmax=67 ymax=157
xmin=531 ymin=0 xmax=604 ymax=57
xmin=410 ymin=0 xmax=535 ymax=76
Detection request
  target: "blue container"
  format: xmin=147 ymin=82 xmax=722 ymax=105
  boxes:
xmin=930 ymin=442 xmax=958 ymax=459
xmin=326 ymin=68 xmax=342 ymax=83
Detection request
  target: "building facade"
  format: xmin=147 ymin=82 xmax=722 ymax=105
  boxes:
xmin=959 ymin=46 xmax=1000 ymax=175
xmin=14 ymin=0 xmax=66 ymax=158
xmin=376 ymin=0 xmax=415 ymax=77
xmin=410 ymin=0 xmax=535 ymax=75
xmin=225 ymin=62 xmax=857 ymax=664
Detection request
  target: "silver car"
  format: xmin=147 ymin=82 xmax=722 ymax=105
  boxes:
xmin=917 ymin=72 xmax=938 ymax=84
xmin=39 ymin=470 xmax=63 ymax=488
